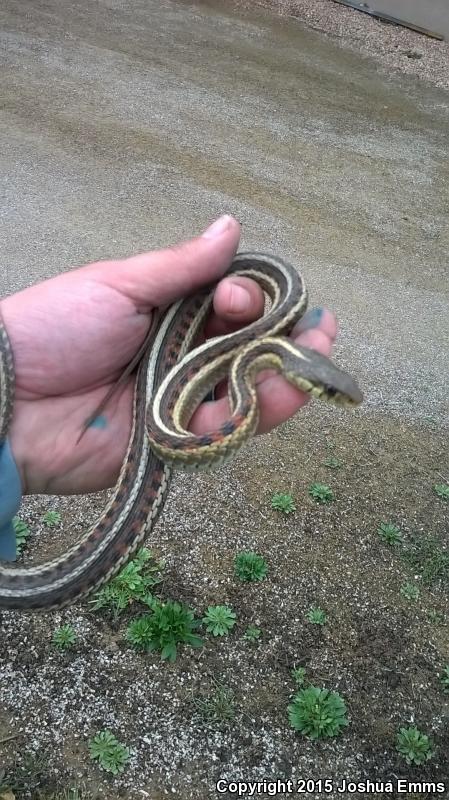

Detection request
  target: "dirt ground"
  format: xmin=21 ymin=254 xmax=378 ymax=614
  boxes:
xmin=1 ymin=409 xmax=448 ymax=799
xmin=1 ymin=0 xmax=448 ymax=798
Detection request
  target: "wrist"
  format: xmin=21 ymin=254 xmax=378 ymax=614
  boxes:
xmin=7 ymin=422 xmax=28 ymax=495
xmin=0 ymin=438 xmax=22 ymax=560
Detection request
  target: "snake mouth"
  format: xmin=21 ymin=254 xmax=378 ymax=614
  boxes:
xmin=320 ymin=383 xmax=364 ymax=406
xmin=285 ymin=370 xmax=363 ymax=407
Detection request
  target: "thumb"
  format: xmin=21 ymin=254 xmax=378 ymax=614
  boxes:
xmin=97 ymin=215 xmax=242 ymax=310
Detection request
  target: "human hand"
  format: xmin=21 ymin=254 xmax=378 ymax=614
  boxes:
xmin=1 ymin=215 xmax=337 ymax=496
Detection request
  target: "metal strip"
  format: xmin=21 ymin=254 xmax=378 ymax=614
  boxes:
xmin=331 ymin=0 xmax=445 ymax=40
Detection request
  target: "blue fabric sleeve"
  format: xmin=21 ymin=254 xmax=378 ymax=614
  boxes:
xmin=0 ymin=440 xmax=22 ymax=561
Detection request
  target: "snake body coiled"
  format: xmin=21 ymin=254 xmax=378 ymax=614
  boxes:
xmin=0 ymin=253 xmax=362 ymax=609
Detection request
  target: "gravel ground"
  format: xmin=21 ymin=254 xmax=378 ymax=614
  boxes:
xmin=1 ymin=411 xmax=449 ymax=799
xmin=1 ymin=1 xmax=448 ymax=798
xmin=233 ymin=0 xmax=449 ymax=90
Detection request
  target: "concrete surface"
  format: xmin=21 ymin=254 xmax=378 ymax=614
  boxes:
xmin=1 ymin=0 xmax=448 ymax=424
xmin=373 ymin=0 xmax=449 ymax=39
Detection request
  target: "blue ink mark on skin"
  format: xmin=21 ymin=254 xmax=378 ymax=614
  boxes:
xmin=88 ymin=415 xmax=108 ymax=430
xmin=296 ymin=307 xmax=324 ymax=332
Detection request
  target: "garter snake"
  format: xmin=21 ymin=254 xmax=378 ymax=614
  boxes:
xmin=0 ymin=252 xmax=363 ymax=610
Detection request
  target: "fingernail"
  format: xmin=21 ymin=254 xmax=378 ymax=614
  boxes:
xmin=229 ymin=284 xmax=251 ymax=313
xmin=295 ymin=307 xmax=324 ymax=333
xmin=202 ymin=214 xmax=233 ymax=238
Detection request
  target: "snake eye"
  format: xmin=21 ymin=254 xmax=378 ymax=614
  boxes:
xmin=325 ymin=386 xmax=337 ymax=398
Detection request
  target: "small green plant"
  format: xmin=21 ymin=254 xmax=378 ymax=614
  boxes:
xmin=433 ymin=483 xmax=449 ymax=501
xmin=243 ymin=625 xmax=261 ymax=642
xmin=195 ymin=682 xmax=235 ymax=724
xmin=377 ymin=522 xmax=402 ymax=545
xmin=288 ymin=686 xmax=348 ymax=739
xmin=428 ymin=609 xmax=445 ymax=625
xmin=403 ymin=534 xmax=449 ymax=586
xmin=307 ymin=607 xmax=327 ymax=625
xmin=88 ymin=730 xmax=130 ymax=775
xmin=13 ymin=516 xmax=31 ymax=555
xmin=396 ymin=726 xmax=434 ymax=765
xmin=0 ymin=752 xmax=46 ymax=795
xmin=400 ymin=582 xmax=420 ymax=601
xmin=57 ymin=790 xmax=84 ymax=800
xmin=309 ymin=483 xmax=333 ymax=504
xmin=52 ymin=624 xmax=76 ymax=650
xmin=271 ymin=493 xmax=296 ymax=514
xmin=0 ymin=769 xmax=11 ymax=800
xmin=291 ymin=666 xmax=307 ymax=686
xmin=42 ymin=510 xmax=61 ymax=527
xmin=440 ymin=665 xmax=449 ymax=693
xmin=323 ymin=457 xmax=341 ymax=469
xmin=203 ymin=605 xmax=236 ymax=636
xmin=91 ymin=548 xmax=163 ymax=617
xmin=126 ymin=600 xmax=203 ymax=662
xmin=234 ymin=551 xmax=268 ymax=582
